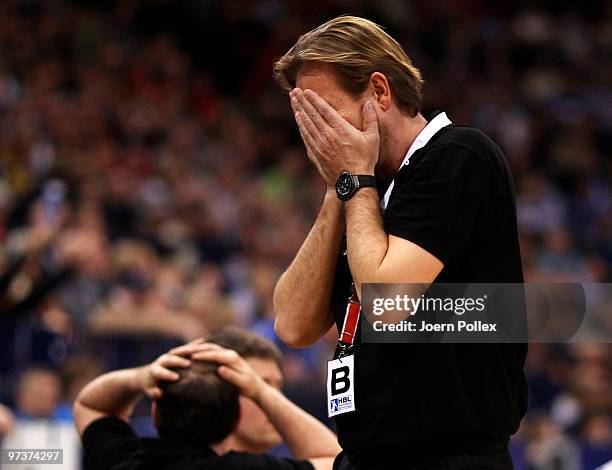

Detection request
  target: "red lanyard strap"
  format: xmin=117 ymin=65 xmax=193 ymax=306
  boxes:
xmin=339 ymin=298 xmax=361 ymax=345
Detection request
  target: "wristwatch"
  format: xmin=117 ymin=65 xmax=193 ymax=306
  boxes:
xmin=335 ymin=171 xmax=377 ymax=201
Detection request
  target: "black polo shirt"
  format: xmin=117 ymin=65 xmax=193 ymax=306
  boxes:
xmin=330 ymin=121 xmax=527 ymax=467
xmin=82 ymin=417 xmax=315 ymax=470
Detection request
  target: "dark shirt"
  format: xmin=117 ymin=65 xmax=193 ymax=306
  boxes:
xmin=330 ymin=123 xmax=528 ymax=467
xmin=82 ymin=417 xmax=315 ymax=470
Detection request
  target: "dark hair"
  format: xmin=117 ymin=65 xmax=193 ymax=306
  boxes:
xmin=207 ymin=327 xmax=282 ymax=367
xmin=155 ymin=361 xmax=239 ymax=445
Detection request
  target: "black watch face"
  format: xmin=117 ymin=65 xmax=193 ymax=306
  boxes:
xmin=336 ymin=173 xmax=354 ymax=200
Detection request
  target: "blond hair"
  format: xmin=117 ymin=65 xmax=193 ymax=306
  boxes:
xmin=273 ymin=15 xmax=423 ymax=116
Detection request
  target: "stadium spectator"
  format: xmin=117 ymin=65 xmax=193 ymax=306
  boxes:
xmin=524 ymin=415 xmax=581 ymax=470
xmin=1 ymin=367 xmax=80 ymax=469
xmin=73 ymin=339 xmax=341 ymax=469
xmin=581 ymin=414 xmax=612 ymax=470
xmin=206 ymin=327 xmax=286 ymax=452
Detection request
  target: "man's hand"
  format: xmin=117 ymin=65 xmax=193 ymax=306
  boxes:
xmin=191 ymin=344 xmax=266 ymax=401
xmin=290 ymin=88 xmax=379 ymax=187
xmin=138 ymin=339 xmax=205 ymax=400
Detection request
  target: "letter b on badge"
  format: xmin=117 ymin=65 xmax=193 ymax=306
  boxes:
xmin=331 ymin=366 xmax=350 ymax=395
xmin=327 ymin=355 xmax=356 ymax=417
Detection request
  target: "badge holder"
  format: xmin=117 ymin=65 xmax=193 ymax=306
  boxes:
xmin=327 ymin=285 xmax=360 ymax=417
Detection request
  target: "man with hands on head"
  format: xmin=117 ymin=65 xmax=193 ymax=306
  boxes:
xmin=74 ymin=338 xmax=341 ymax=470
xmin=205 ymin=327 xmax=292 ymax=453
xmin=273 ymin=15 xmax=526 ymax=470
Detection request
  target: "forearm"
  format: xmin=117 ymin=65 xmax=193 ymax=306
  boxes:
xmin=273 ymin=190 xmax=344 ymax=346
xmin=255 ymin=384 xmax=341 ymax=460
xmin=345 ymin=188 xmax=388 ymax=296
xmin=74 ymin=368 xmax=144 ymax=435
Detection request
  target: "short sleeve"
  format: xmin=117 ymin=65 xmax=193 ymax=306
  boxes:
xmin=219 ymin=451 xmax=315 ymax=470
xmin=82 ymin=416 xmax=138 ymax=470
xmin=384 ymin=144 xmax=491 ymax=265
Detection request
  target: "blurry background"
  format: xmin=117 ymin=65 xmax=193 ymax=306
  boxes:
xmin=0 ymin=0 xmax=610 ymax=468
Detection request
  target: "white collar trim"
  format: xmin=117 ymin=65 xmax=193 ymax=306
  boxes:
xmin=382 ymin=112 xmax=452 ymax=210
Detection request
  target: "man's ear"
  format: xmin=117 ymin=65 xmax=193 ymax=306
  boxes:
xmin=369 ymin=72 xmax=392 ymax=112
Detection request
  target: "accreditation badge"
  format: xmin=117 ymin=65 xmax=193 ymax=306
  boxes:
xmin=327 ymin=354 xmax=355 ymax=417
xmin=328 ymin=282 xmax=360 ymax=417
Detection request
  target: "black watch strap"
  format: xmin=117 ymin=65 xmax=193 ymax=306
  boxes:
xmin=354 ymin=174 xmax=376 ymax=190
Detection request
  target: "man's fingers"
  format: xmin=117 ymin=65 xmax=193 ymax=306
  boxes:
xmin=297 ymin=125 xmax=326 ymax=176
xmin=291 ymin=90 xmax=321 ymax=148
xmin=168 ymin=344 xmax=200 ymax=356
xmin=191 ymin=348 xmax=238 ymax=363
xmin=362 ymin=101 xmax=379 ymax=138
xmin=303 ymin=89 xmax=352 ymax=131
xmin=217 ymin=365 xmax=244 ymax=387
xmin=295 ymin=111 xmax=320 ymax=154
xmin=191 ymin=349 xmax=241 ymax=368
xmin=186 ymin=343 xmax=233 ymax=361
xmin=295 ymin=120 xmax=317 ymax=159
xmin=295 ymin=107 xmax=320 ymax=142
xmin=290 ymin=91 xmax=324 ymax=166
xmin=188 ymin=343 xmax=223 ymax=354
xmin=169 ymin=341 xmax=217 ymax=357
xmin=158 ymin=354 xmax=191 ymax=369
xmin=151 ymin=364 xmax=180 ymax=382
xmin=292 ymin=89 xmax=328 ymax=133
xmin=291 ymin=111 xmax=330 ymax=180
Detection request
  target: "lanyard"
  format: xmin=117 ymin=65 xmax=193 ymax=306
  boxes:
xmin=336 ymin=284 xmax=360 ymax=358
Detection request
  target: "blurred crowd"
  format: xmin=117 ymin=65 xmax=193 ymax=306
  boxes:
xmin=0 ymin=0 xmax=610 ymax=468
